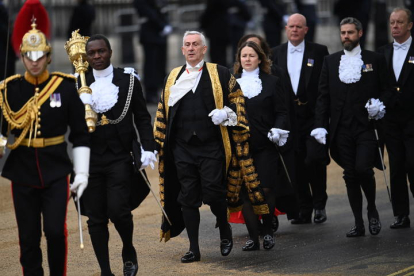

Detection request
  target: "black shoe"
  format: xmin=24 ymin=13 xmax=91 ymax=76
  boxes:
xmin=272 ymin=215 xmax=279 ymax=232
xmin=367 ymin=210 xmax=380 ymax=234
xmin=123 ymin=261 xmax=138 ymax=276
xmin=314 ymin=209 xmax=327 ymax=224
xmin=220 ymin=224 xmax=233 ymax=256
xmin=291 ymin=215 xmax=312 ymax=224
xmin=181 ymin=251 xmax=201 ymax=263
xmin=220 ymin=238 xmax=233 ymax=256
xmin=242 ymin=240 xmax=260 ymax=251
xmin=346 ymin=226 xmax=365 ymax=237
xmin=390 ymin=215 xmax=410 ymax=229
xmin=368 ymin=218 xmax=381 ymax=235
xmin=263 ymin=235 xmax=275 ymax=250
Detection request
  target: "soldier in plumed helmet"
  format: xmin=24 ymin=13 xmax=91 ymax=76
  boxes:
xmin=0 ymin=0 xmax=90 ymax=274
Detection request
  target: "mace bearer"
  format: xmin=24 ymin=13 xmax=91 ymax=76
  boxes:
xmin=65 ymin=30 xmax=97 ymax=132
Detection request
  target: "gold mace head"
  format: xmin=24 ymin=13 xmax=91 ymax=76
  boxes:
xmin=64 ymin=29 xmax=90 ymax=64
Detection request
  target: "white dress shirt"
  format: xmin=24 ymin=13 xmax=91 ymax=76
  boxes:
xmin=287 ymin=40 xmax=305 ymax=95
xmin=393 ymin=36 xmax=412 ymax=81
xmin=168 ymin=60 xmax=204 ymax=107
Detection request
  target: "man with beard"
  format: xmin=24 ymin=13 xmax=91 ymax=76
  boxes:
xmin=312 ymin=17 xmax=394 ymax=237
xmin=377 ymin=7 xmax=414 ymax=229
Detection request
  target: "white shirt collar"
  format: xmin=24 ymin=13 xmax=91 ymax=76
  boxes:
xmin=393 ymin=36 xmax=412 ymax=47
xmin=344 ymin=45 xmax=361 ymax=57
xmin=288 ymin=40 xmax=305 ymax=51
xmin=186 ymin=60 xmax=204 ymax=70
xmin=93 ymin=64 xmax=114 ymax=78
xmin=241 ymin=67 xmax=260 ymax=78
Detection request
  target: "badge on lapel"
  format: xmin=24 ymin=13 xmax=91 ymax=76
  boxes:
xmin=307 ymin=59 xmax=314 ymax=67
xmin=362 ymin=64 xmax=373 ymax=72
xmin=409 ymin=56 xmax=414 ymax=64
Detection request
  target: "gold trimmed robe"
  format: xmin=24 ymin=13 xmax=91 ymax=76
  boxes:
xmin=154 ymin=63 xmax=269 ymax=242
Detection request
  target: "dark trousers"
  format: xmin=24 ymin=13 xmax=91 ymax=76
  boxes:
xmin=172 ymin=135 xmax=226 ymax=207
xmin=295 ymin=113 xmax=328 ymax=217
xmin=82 ymin=150 xmax=135 ymax=273
xmin=296 ymin=144 xmax=327 ymax=217
xmin=12 ymin=178 xmax=69 ymax=276
xmin=172 ymin=135 xmax=229 ymax=253
xmin=384 ymin=118 xmax=414 ymax=217
xmin=142 ymin=42 xmax=167 ymax=103
xmin=335 ymin=124 xmax=377 ymax=226
xmin=297 ymin=4 xmax=317 ymax=42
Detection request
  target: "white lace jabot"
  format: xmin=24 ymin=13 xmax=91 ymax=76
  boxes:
xmin=339 ymin=45 xmax=363 ymax=84
xmin=90 ymin=64 xmax=119 ymax=113
xmin=237 ymin=68 xmax=262 ymax=99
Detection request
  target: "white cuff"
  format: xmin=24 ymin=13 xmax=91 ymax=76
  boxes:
xmin=222 ymin=106 xmax=237 ymax=126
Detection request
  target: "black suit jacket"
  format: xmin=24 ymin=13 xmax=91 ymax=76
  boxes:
xmin=235 ymin=71 xmax=287 ymax=151
xmin=271 ymin=41 xmax=329 ymax=114
xmin=314 ymin=50 xmax=394 ymax=142
xmin=377 ymin=41 xmax=414 ymax=120
xmin=85 ymin=67 xmax=155 ymax=154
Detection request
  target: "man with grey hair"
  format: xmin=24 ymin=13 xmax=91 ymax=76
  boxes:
xmin=154 ymin=31 xmax=267 ymax=262
xmin=377 ymin=7 xmax=414 ymax=229
xmin=312 ymin=17 xmax=395 ymax=237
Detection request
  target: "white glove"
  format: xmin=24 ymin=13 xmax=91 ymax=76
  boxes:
xmin=79 ymin=93 xmax=92 ymax=105
xmin=208 ymin=108 xmax=228 ymax=125
xmin=140 ymin=146 xmax=157 ymax=170
xmin=268 ymin=128 xmax=290 ymax=146
xmin=0 ymin=134 xmax=7 ymax=158
xmin=70 ymin=146 xmax=90 ymax=201
xmin=365 ymin=98 xmax=385 ymax=120
xmin=311 ymin=128 xmax=328 ymax=145
xmin=161 ymin=25 xmax=173 ymax=36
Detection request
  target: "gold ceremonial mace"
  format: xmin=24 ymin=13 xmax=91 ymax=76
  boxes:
xmin=64 ymin=30 xmax=97 ymax=133
xmin=64 ymin=30 xmax=97 ymax=250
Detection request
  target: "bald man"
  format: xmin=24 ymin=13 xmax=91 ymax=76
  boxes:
xmin=377 ymin=7 xmax=414 ymax=229
xmin=271 ymin=13 xmax=330 ymax=225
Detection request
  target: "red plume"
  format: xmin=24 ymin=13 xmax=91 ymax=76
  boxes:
xmin=11 ymin=0 xmax=51 ymax=55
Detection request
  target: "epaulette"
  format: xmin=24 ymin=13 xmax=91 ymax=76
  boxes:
xmin=51 ymin=71 xmax=77 ymax=81
xmin=123 ymin=67 xmax=140 ymax=80
xmin=0 ymin=74 xmax=22 ymax=90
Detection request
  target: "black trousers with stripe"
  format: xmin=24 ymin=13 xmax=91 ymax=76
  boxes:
xmin=12 ymin=177 xmax=69 ymax=276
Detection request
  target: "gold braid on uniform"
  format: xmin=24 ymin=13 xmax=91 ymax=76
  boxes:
xmin=154 ymin=98 xmax=168 ymax=241
xmin=226 ymin=86 xmax=269 ymax=215
xmin=154 ymin=66 xmax=181 ymax=242
xmin=154 ymin=65 xmax=269 ymax=241
xmin=0 ymin=75 xmax=40 ymax=149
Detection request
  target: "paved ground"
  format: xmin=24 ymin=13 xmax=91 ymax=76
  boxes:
xmin=1 ymin=153 xmax=414 ymax=276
